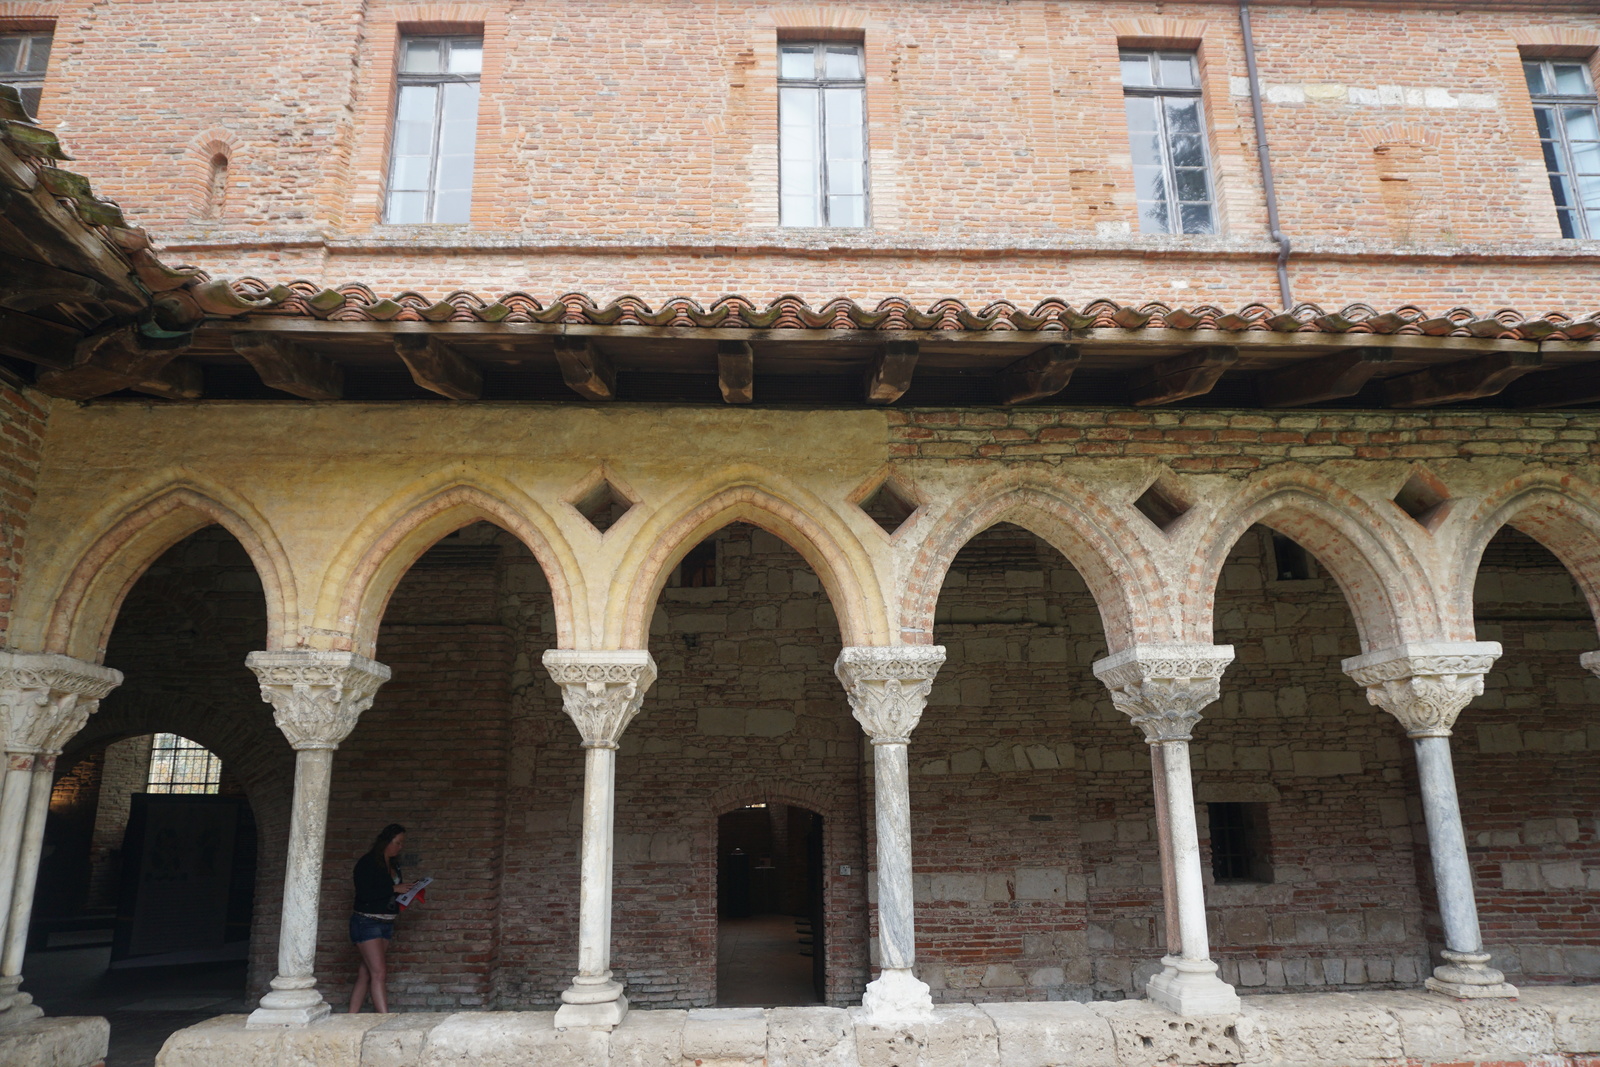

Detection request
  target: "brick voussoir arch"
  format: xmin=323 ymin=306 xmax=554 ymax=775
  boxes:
xmin=899 ymin=472 xmax=1171 ymax=653
xmin=611 ymin=472 xmax=887 ymax=649
xmin=1187 ymin=470 xmax=1434 ymax=652
xmin=38 ymin=479 xmax=295 ymax=663
xmin=322 ymin=473 xmax=585 ymax=656
xmin=1451 ymin=471 xmax=1600 ymax=642
xmin=709 ymin=779 xmax=841 ymax=822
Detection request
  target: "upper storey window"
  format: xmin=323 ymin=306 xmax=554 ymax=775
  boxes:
xmin=1120 ymin=50 xmax=1216 ymax=235
xmin=1524 ymin=58 xmax=1599 ymax=239
xmin=0 ymin=32 xmax=51 ymax=120
xmin=384 ymin=35 xmax=482 ymax=224
xmin=778 ymin=42 xmax=868 ymax=228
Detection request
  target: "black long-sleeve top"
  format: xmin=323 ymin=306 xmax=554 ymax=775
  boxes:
xmin=353 ymin=853 xmax=399 ymax=917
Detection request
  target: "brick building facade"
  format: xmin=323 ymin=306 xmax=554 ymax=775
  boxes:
xmin=0 ymin=2 xmax=1599 ymax=1066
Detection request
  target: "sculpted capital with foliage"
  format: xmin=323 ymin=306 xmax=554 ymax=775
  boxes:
xmin=246 ymin=651 xmax=392 ymax=750
xmin=543 ymin=650 xmax=657 ymax=749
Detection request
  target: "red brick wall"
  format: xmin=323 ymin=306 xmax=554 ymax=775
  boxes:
xmin=0 ymin=383 xmax=45 ymax=650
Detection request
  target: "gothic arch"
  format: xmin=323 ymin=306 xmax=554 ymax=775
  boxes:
xmin=320 ymin=474 xmax=584 ymax=656
xmin=900 ymin=472 xmax=1170 ymax=653
xmin=1188 ymin=471 xmax=1434 ymax=651
xmin=612 ymin=472 xmax=886 ymax=648
xmin=1451 ymin=472 xmax=1600 ymax=641
xmin=39 ymin=481 xmax=294 ymax=663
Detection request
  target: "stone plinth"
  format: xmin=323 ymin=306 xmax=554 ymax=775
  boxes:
xmin=0 ymin=1015 xmax=108 ymax=1067
xmin=154 ymin=985 xmax=1600 ymax=1067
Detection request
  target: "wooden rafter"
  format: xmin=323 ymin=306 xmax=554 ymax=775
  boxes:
xmin=553 ymin=335 xmax=615 ymax=401
xmin=1384 ymin=351 xmax=1544 ymax=408
xmin=34 ymin=328 xmax=200 ymax=400
xmin=394 ymin=334 xmax=482 ymax=400
xmin=1259 ymin=349 xmax=1393 ymax=408
xmin=1130 ymin=346 xmax=1238 ymax=406
xmin=231 ymin=333 xmax=343 ymax=400
xmin=996 ymin=344 xmax=1080 ymax=405
xmin=717 ymin=340 xmax=754 ymax=404
xmin=866 ymin=341 xmax=919 ymax=404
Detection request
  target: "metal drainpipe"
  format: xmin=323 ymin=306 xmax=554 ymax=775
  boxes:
xmin=1239 ymin=0 xmax=1294 ymax=310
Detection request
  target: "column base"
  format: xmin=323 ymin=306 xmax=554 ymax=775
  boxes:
xmin=554 ymin=975 xmax=628 ymax=1030
xmin=0 ymin=991 xmax=43 ymax=1029
xmin=1145 ymin=956 xmax=1241 ymax=1015
xmin=861 ymin=967 xmax=934 ymax=1024
xmin=246 ymin=977 xmax=331 ymax=1030
xmin=246 ymin=1002 xmax=331 ymax=1029
xmin=1425 ymin=950 xmax=1518 ymax=1000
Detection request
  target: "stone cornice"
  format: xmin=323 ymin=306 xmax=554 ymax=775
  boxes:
xmin=543 ymin=649 xmax=657 ymax=749
xmin=1093 ymin=644 xmax=1235 ymax=744
xmin=246 ymin=650 xmax=391 ymax=750
xmin=1342 ymin=641 xmax=1502 ymax=738
xmin=834 ymin=645 xmax=946 ymax=744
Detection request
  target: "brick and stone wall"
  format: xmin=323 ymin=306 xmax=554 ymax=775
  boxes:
xmin=0 ymin=382 xmax=46 ymax=650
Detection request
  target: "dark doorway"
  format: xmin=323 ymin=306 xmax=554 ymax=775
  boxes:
xmin=716 ymin=803 xmax=824 ymax=1006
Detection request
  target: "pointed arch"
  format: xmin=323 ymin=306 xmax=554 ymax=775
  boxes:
xmin=899 ymin=471 xmax=1170 ymax=654
xmin=1188 ymin=470 xmax=1434 ymax=651
xmin=611 ymin=471 xmax=886 ymax=648
xmin=40 ymin=481 xmax=294 ymax=663
xmin=321 ymin=474 xmax=584 ymax=656
xmin=1452 ymin=471 xmax=1600 ymax=641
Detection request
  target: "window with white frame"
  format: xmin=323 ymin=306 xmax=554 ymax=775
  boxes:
xmin=0 ymin=32 xmax=51 ymax=121
xmin=1120 ymin=50 xmax=1216 ymax=235
xmin=778 ymin=41 xmax=868 ymax=227
xmin=1524 ymin=57 xmax=1600 ymax=239
xmin=384 ymin=35 xmax=482 ymax=224
xmin=146 ymin=734 xmax=222 ymax=795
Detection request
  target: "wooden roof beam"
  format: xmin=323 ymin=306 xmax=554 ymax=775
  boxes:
xmin=232 ymin=333 xmax=343 ymax=400
xmin=394 ymin=334 xmax=481 ymax=400
xmin=1384 ymin=351 xmax=1544 ymax=408
xmin=0 ymin=307 xmax=82 ymax=369
xmin=35 ymin=327 xmax=200 ymax=400
xmin=0 ymin=255 xmax=106 ymax=312
xmin=717 ymin=340 xmax=753 ymax=404
xmin=553 ymin=335 xmax=615 ymax=401
xmin=1130 ymin=345 xmax=1238 ymax=406
xmin=866 ymin=341 xmax=918 ymax=404
xmin=997 ymin=343 xmax=1080 ymax=405
xmin=1260 ymin=349 xmax=1392 ymax=408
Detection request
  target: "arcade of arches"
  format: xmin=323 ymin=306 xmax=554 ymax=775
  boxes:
xmin=2 ymin=403 xmax=1600 ymax=1044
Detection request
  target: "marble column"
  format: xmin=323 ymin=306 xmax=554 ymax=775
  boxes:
xmin=1343 ymin=640 xmax=1516 ymax=1000
xmin=245 ymin=651 xmax=390 ymax=1029
xmin=0 ymin=651 xmax=121 ymax=1027
xmin=1093 ymin=643 xmax=1240 ymax=1016
xmin=835 ymin=645 xmax=945 ymax=1023
xmin=542 ymin=649 xmax=657 ymax=1030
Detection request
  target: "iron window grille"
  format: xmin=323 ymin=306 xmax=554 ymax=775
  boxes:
xmin=1207 ymin=801 xmax=1273 ymax=884
xmin=384 ymin=35 xmax=482 ymax=224
xmin=778 ymin=41 xmax=868 ymax=228
xmin=1120 ymin=50 xmax=1217 ymax=235
xmin=0 ymin=33 xmax=51 ymax=120
xmin=146 ymin=733 xmax=223 ymax=795
xmin=1524 ymin=58 xmax=1600 ymax=239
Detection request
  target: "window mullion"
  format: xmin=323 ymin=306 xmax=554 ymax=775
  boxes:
xmin=1158 ymin=94 xmax=1181 ymax=233
xmin=816 ymin=85 xmax=829 ymax=226
xmin=428 ymin=76 xmax=448 ymax=222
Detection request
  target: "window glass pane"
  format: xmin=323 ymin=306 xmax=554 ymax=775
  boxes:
xmin=827 ymin=194 xmax=865 ymax=227
xmin=1586 ymin=207 xmax=1600 ymax=236
xmin=438 ymin=82 xmax=479 ymax=154
xmin=1138 ymin=199 xmax=1171 ymax=234
xmin=1564 ymin=107 xmax=1599 ymax=142
xmin=390 ymin=155 xmax=432 ymax=191
xmin=447 ymin=40 xmax=482 ymax=74
xmin=436 ymin=154 xmax=475 ymax=193
xmin=0 ymin=39 xmax=20 ymax=73
xmin=824 ymin=87 xmax=863 ymax=157
xmin=18 ymin=84 xmax=40 ymax=118
xmin=1573 ymin=141 xmax=1600 ymax=173
xmin=1534 ymin=106 xmax=1555 ymax=139
xmin=823 ymin=47 xmax=861 ymax=80
xmin=1158 ymin=53 xmax=1196 ymax=88
xmin=26 ymin=36 xmax=49 ymax=72
xmin=781 ymin=194 xmax=818 ymax=227
xmin=433 ymin=189 xmax=471 ymax=224
xmin=1127 ymin=132 xmax=1162 ymax=166
xmin=1180 ymin=202 xmax=1214 ymax=234
xmin=386 ymin=190 xmax=428 ymax=223
xmin=1577 ymin=172 xmax=1600 ymax=202
xmin=1550 ymin=173 xmax=1574 ymax=207
xmin=827 ymin=156 xmax=864 ymax=195
xmin=1553 ymin=63 xmax=1591 ymax=95
xmin=1174 ymin=168 xmax=1209 ymax=202
xmin=403 ymin=38 xmax=442 ymax=74
xmin=780 ymin=46 xmax=815 ymax=80
xmin=1133 ymin=164 xmax=1167 ymax=203
xmin=1119 ymin=52 xmax=1152 ymax=87
xmin=780 ymin=85 xmax=818 ymax=130
xmin=1524 ymin=61 xmax=1548 ymax=96
xmin=779 ymin=157 xmax=815 ymax=189
xmin=1543 ymin=140 xmax=1565 ymax=172
xmin=1556 ymin=207 xmax=1577 ymax=238
xmin=1165 ymin=97 xmax=1202 ymax=135
xmin=1123 ymin=95 xmax=1157 ymax=132
xmin=1169 ymin=132 xmax=1205 ymax=168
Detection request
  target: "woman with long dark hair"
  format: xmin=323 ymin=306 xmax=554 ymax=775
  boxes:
xmin=347 ymin=823 xmax=414 ymax=1013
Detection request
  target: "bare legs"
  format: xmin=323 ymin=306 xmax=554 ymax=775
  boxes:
xmin=347 ymin=938 xmax=390 ymax=1014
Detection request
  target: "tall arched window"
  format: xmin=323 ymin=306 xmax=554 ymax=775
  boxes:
xmin=202 ymin=153 xmax=228 ymax=219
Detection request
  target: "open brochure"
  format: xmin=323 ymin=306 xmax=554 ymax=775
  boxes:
xmin=396 ymin=876 xmax=432 ymax=909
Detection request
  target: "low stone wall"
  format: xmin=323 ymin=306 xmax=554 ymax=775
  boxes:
xmin=156 ymin=986 xmax=1600 ymax=1067
xmin=0 ymin=1016 xmax=109 ymax=1067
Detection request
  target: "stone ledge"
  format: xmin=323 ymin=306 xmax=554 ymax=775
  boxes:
xmin=155 ymin=986 xmax=1600 ymax=1067
xmin=0 ymin=1015 xmax=110 ymax=1067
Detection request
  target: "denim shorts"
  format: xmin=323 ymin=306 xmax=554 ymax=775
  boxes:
xmin=349 ymin=913 xmax=394 ymax=944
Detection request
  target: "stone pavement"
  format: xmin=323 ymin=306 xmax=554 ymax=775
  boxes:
xmin=150 ymin=984 xmax=1600 ymax=1067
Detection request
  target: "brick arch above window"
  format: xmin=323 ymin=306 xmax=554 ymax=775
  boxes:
xmin=186 ymin=128 xmax=237 ymax=220
xmin=1111 ymin=17 xmax=1208 ymax=51
xmin=1508 ymin=26 xmax=1600 ymax=59
xmin=1360 ymin=123 xmax=1442 ymax=151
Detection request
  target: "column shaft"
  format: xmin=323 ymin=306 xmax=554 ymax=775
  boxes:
xmin=1412 ymin=736 xmax=1481 ymax=954
xmin=0 ymin=756 xmax=35 ymax=958
xmin=2 ymin=762 xmax=55 ymax=978
xmin=1148 ymin=745 xmax=1180 ymax=954
xmin=1158 ymin=740 xmax=1210 ymax=963
xmin=872 ymin=741 xmax=915 ymax=971
xmin=575 ymin=745 xmax=617 ymax=980
xmin=280 ymin=748 xmax=334 ymax=988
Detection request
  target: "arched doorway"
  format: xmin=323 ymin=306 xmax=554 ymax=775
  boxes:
xmin=716 ymin=802 xmax=825 ymax=1006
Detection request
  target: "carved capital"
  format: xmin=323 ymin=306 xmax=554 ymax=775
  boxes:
xmin=1581 ymin=650 xmax=1600 ymax=679
xmin=834 ymin=646 xmax=946 ymax=744
xmin=246 ymin=650 xmax=391 ymax=750
xmin=1092 ymin=644 xmax=1234 ymax=744
xmin=0 ymin=651 xmax=122 ymax=755
xmin=543 ymin=650 xmax=657 ymax=749
xmin=1342 ymin=641 xmax=1500 ymax=738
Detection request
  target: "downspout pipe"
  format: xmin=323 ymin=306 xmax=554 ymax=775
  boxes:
xmin=1239 ymin=0 xmax=1293 ymax=310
